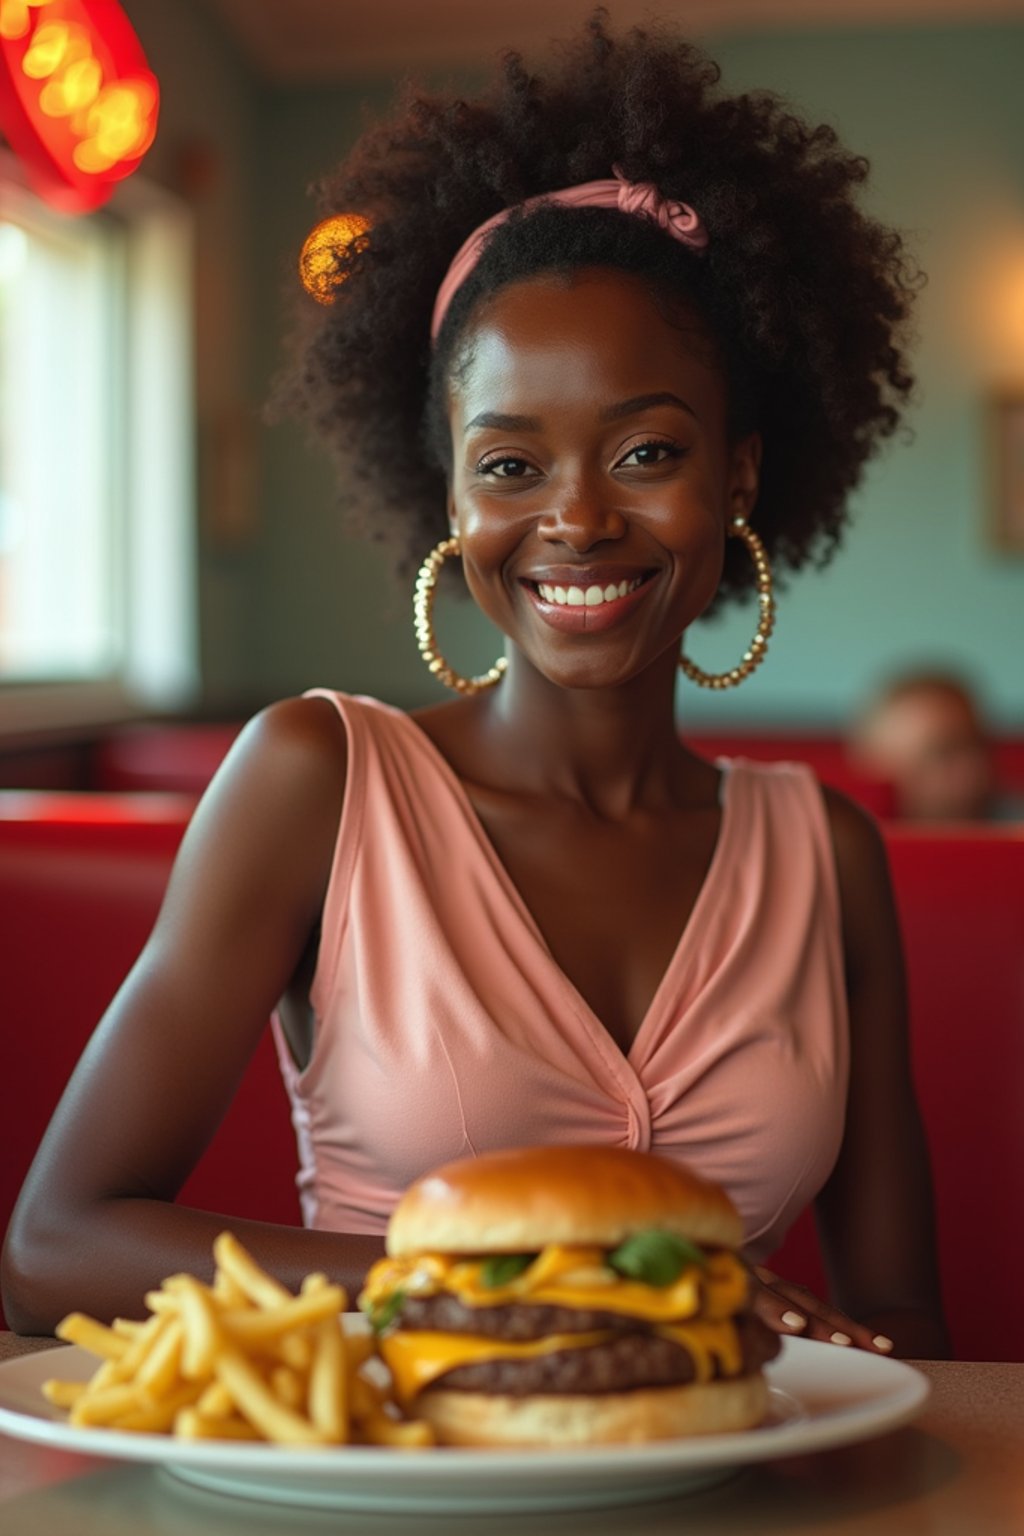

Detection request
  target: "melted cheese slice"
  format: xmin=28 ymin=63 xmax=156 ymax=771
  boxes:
xmin=361 ymin=1245 xmax=748 ymax=1324
xmin=380 ymin=1319 xmax=744 ymax=1404
xmin=380 ymin=1329 xmax=612 ymax=1405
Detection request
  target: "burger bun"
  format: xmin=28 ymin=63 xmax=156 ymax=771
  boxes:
xmin=387 ymin=1145 xmax=743 ymax=1258
xmin=416 ymin=1374 xmax=770 ymax=1447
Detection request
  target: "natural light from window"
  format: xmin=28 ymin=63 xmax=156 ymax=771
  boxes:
xmin=0 ymin=165 xmax=197 ymax=728
xmin=0 ymin=188 xmax=123 ymax=681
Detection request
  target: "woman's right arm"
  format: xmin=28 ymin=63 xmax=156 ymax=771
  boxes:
xmin=1 ymin=695 xmax=386 ymax=1334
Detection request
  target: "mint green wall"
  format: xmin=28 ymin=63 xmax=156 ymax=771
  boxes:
xmin=685 ymin=23 xmax=1024 ymax=727
xmin=248 ymin=24 xmax=1024 ymax=727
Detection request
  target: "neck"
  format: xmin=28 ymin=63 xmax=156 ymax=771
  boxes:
xmin=473 ymin=645 xmax=695 ymax=818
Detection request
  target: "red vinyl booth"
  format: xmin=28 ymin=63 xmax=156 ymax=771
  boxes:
xmin=2 ymin=794 xmax=1022 ymax=1359
xmin=0 ymin=793 xmax=299 ymax=1328
xmin=769 ymin=826 xmax=1024 ymax=1362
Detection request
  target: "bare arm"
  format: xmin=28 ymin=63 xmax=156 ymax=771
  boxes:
xmin=1 ymin=696 xmax=385 ymax=1334
xmin=814 ymin=789 xmax=949 ymax=1357
xmin=754 ymin=790 xmax=949 ymax=1358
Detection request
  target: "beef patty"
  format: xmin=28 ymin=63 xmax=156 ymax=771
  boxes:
xmin=400 ymin=1308 xmax=780 ymax=1396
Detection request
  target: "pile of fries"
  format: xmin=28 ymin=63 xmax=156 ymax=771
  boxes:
xmin=41 ymin=1232 xmax=433 ymax=1448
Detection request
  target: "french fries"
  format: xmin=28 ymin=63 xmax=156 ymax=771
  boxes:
xmin=41 ymin=1232 xmax=434 ymax=1449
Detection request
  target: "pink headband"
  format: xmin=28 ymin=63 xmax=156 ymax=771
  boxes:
xmin=430 ymin=167 xmax=708 ymax=341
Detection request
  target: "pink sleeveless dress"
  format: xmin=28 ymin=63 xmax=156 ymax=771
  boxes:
xmin=271 ymin=690 xmax=849 ymax=1262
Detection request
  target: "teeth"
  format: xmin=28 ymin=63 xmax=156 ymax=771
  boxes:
xmin=536 ymin=576 xmax=644 ymax=607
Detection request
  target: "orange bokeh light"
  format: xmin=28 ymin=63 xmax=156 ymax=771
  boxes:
xmin=299 ymin=213 xmax=371 ymax=305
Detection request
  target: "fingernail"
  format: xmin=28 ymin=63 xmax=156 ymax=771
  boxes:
xmin=873 ymin=1335 xmax=894 ymax=1352
xmin=830 ymin=1331 xmax=852 ymax=1346
xmin=781 ymin=1310 xmax=807 ymax=1330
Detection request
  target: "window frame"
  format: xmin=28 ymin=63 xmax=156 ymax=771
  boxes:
xmin=0 ymin=148 xmax=198 ymax=739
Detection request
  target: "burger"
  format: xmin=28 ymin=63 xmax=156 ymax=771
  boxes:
xmin=358 ymin=1145 xmax=780 ymax=1446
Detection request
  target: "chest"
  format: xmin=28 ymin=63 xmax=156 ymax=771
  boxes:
xmin=464 ymin=791 xmax=723 ymax=1054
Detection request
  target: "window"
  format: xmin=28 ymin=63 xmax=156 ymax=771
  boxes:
xmin=0 ymin=154 xmax=197 ymax=731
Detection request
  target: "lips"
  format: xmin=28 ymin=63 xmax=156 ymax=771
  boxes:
xmin=521 ymin=570 xmax=658 ymax=633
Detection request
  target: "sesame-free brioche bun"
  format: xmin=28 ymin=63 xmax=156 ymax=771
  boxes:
xmin=416 ymin=1374 xmax=769 ymax=1446
xmin=386 ymin=1145 xmax=744 ymax=1258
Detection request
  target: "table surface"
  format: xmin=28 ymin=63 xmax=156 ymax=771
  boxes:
xmin=0 ymin=1330 xmax=1021 ymax=1535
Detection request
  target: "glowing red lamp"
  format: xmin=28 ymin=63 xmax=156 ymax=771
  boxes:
xmin=0 ymin=0 xmax=159 ymax=214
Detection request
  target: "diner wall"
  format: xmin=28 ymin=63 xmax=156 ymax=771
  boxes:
xmin=241 ymin=20 xmax=1024 ymax=728
xmin=118 ymin=0 xmax=263 ymax=710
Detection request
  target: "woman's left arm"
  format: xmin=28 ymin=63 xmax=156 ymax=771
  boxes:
xmin=752 ymin=789 xmax=950 ymax=1359
xmin=815 ymin=788 xmax=950 ymax=1357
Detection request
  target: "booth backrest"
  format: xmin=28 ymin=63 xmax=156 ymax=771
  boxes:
xmin=684 ymin=733 xmax=899 ymax=817
xmin=770 ymin=826 xmax=1024 ymax=1361
xmin=3 ymin=795 xmax=1022 ymax=1355
xmin=90 ymin=724 xmax=901 ymax=814
xmin=90 ymin=726 xmax=241 ymax=795
xmin=0 ymin=793 xmax=299 ymax=1327
xmin=90 ymin=722 xmax=1024 ymax=826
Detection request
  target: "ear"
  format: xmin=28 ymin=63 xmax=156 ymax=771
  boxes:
xmin=447 ymin=494 xmax=459 ymax=540
xmin=728 ymin=431 xmax=763 ymax=522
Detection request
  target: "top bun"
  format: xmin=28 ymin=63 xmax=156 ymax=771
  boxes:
xmin=387 ymin=1146 xmax=744 ymax=1257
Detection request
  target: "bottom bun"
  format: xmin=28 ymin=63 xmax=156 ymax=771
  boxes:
xmin=417 ymin=1374 xmax=770 ymax=1447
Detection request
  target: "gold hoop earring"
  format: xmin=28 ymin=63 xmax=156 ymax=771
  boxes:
xmin=413 ymin=536 xmax=508 ymax=695
xmin=679 ymin=517 xmax=775 ymax=690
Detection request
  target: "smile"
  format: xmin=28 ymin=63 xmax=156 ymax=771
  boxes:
xmin=522 ymin=572 xmax=657 ymax=634
xmin=535 ymin=576 xmax=645 ymax=607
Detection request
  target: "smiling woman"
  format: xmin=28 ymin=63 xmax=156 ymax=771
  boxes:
xmin=3 ymin=13 xmax=949 ymax=1386
xmin=443 ymin=269 xmax=760 ymax=691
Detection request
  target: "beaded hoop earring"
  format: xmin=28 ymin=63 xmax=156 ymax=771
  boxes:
xmin=678 ymin=517 xmax=775 ymax=689
xmin=413 ymin=535 xmax=508 ymax=695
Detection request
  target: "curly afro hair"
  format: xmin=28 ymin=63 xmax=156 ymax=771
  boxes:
xmin=276 ymin=10 xmax=923 ymax=609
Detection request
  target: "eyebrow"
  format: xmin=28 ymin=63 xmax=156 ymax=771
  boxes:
xmin=463 ymin=392 xmax=697 ymax=435
xmin=602 ymin=392 xmax=697 ymax=422
xmin=464 ymin=410 xmax=542 ymax=432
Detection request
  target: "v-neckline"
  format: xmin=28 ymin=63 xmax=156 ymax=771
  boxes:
xmin=395 ymin=706 xmax=736 ymax=1065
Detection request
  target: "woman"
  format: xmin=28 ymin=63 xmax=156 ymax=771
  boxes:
xmin=2 ymin=15 xmax=948 ymax=1357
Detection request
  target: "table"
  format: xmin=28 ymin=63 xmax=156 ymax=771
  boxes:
xmin=0 ymin=1331 xmax=1021 ymax=1534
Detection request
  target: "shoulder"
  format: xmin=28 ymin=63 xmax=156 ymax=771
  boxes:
xmin=818 ymin=783 xmax=898 ymax=987
xmin=819 ymin=782 xmax=890 ymax=891
xmin=735 ymin=759 xmax=888 ymax=878
xmin=174 ymin=696 xmax=349 ymax=904
xmin=217 ymin=694 xmax=349 ymax=814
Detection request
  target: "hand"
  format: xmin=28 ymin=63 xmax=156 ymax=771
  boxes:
xmin=751 ymin=1265 xmax=894 ymax=1354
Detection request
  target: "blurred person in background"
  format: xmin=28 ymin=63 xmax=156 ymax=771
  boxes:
xmin=850 ymin=670 xmax=1024 ymax=822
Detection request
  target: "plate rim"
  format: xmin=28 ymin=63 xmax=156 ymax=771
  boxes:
xmin=0 ymin=1335 xmax=930 ymax=1483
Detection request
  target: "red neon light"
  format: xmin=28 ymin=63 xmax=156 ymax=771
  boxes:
xmin=0 ymin=0 xmax=159 ymax=214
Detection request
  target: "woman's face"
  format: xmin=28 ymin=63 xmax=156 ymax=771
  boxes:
xmin=446 ymin=267 xmax=761 ymax=691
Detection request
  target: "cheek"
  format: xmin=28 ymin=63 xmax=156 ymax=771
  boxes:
xmin=660 ymin=501 xmax=727 ymax=612
xmin=453 ymin=506 xmax=524 ymax=618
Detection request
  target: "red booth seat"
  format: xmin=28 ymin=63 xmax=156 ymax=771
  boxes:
xmin=2 ymin=795 xmax=1022 ymax=1358
xmin=91 ymin=725 xmax=241 ymax=795
xmin=0 ymin=792 xmax=299 ymax=1327
xmin=770 ymin=825 xmax=1024 ymax=1361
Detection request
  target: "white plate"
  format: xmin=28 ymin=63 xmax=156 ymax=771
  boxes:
xmin=0 ymin=1338 xmax=929 ymax=1513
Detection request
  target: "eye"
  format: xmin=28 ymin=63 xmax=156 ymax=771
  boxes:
xmin=616 ymin=439 xmax=684 ymax=469
xmin=477 ymin=455 xmax=539 ymax=479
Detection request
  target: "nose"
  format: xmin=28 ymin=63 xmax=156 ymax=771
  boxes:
xmin=536 ymin=478 xmax=627 ymax=550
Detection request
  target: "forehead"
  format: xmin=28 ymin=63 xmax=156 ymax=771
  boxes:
xmin=448 ymin=268 xmax=725 ymax=420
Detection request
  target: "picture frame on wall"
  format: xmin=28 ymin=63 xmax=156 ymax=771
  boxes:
xmin=990 ymin=393 xmax=1024 ymax=554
